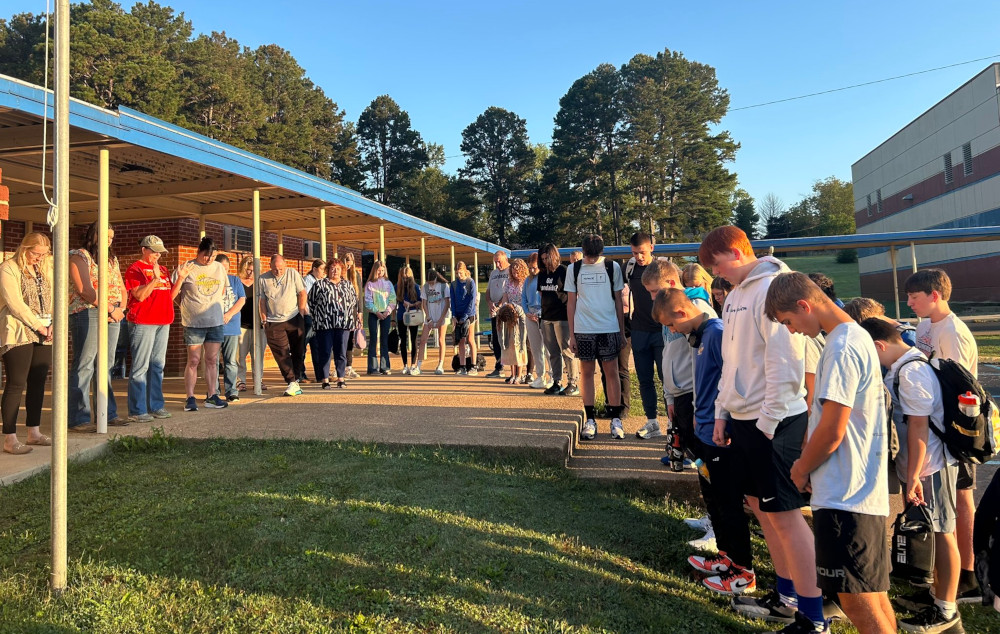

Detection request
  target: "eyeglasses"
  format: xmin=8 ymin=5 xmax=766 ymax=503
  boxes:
xmin=28 ymin=249 xmax=50 ymax=257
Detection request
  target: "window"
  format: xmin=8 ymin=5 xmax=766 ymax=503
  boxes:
xmin=963 ymin=142 xmax=973 ymax=176
xmin=944 ymin=152 xmax=953 ymax=184
xmin=866 ymin=194 xmax=872 ymax=217
xmin=876 ymin=189 xmax=883 ymax=213
xmin=224 ymin=226 xmax=252 ymax=252
xmin=303 ymin=240 xmax=324 ymax=260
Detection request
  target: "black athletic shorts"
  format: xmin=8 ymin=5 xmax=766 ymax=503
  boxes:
xmin=670 ymin=392 xmax=699 ymax=460
xmin=956 ymin=459 xmax=975 ymax=490
xmin=575 ymin=332 xmax=623 ymax=362
xmin=729 ymin=411 xmax=809 ymax=513
xmin=453 ymin=319 xmax=470 ymax=342
xmin=813 ymin=509 xmax=889 ymax=595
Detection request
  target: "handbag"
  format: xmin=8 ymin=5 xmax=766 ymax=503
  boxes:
xmin=403 ymin=309 xmax=425 ymax=327
xmin=890 ymin=502 xmax=935 ymax=586
xmin=354 ymin=328 xmax=367 ymax=350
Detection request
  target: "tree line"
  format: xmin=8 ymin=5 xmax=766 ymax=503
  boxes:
xmin=0 ymin=1 xmax=854 ymax=248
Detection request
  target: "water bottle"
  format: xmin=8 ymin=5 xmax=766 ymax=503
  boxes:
xmin=668 ymin=424 xmax=684 ymax=472
xmin=958 ymin=391 xmax=980 ymax=418
xmin=694 ymin=458 xmax=711 ymax=483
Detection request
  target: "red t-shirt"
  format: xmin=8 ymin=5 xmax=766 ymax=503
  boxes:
xmin=125 ymin=259 xmax=175 ymax=326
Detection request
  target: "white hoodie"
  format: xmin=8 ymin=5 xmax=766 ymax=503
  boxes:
xmin=714 ymin=256 xmax=807 ymax=435
xmin=662 ymin=297 xmax=716 ymax=404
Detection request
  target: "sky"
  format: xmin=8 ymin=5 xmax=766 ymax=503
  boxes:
xmin=8 ymin=0 xmax=1000 ymax=210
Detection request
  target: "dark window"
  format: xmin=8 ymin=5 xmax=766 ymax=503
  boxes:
xmin=944 ymin=153 xmax=954 ymax=184
xmin=876 ymin=189 xmax=883 ymax=213
xmin=963 ymin=143 xmax=973 ymax=176
xmin=866 ymin=194 xmax=872 ymax=217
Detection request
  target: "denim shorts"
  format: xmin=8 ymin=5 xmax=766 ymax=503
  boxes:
xmin=184 ymin=325 xmax=225 ymax=345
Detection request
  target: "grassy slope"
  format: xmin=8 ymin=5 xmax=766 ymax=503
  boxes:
xmin=780 ymin=254 xmax=861 ymax=300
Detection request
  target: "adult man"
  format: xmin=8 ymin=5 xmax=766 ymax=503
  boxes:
xmin=485 ymin=250 xmax=510 ymax=378
xmin=627 ymin=233 xmax=664 ymax=439
xmin=258 ymin=254 xmax=308 ymax=397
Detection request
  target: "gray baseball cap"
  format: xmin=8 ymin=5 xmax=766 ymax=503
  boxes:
xmin=139 ymin=235 xmax=168 ymax=253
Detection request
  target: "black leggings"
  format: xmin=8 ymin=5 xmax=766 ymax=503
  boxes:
xmin=2 ymin=343 xmax=51 ymax=435
xmin=399 ymin=325 xmax=419 ymax=365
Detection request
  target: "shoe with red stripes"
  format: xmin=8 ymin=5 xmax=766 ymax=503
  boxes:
xmin=703 ymin=565 xmax=756 ymax=595
xmin=688 ymin=550 xmax=733 ymax=574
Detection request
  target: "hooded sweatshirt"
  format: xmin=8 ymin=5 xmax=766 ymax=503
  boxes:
xmin=661 ymin=288 xmax=717 ymax=405
xmin=714 ymin=256 xmax=807 ymax=435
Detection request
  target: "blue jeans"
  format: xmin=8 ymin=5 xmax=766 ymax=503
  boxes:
xmin=367 ymin=313 xmax=391 ymax=373
xmin=68 ymin=309 xmax=120 ymax=425
xmin=630 ymin=329 xmax=664 ymax=420
xmin=128 ymin=322 xmax=170 ymax=416
xmin=220 ymin=334 xmax=240 ymax=397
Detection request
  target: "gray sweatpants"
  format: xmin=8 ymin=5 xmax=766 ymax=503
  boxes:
xmin=541 ymin=319 xmax=578 ymax=386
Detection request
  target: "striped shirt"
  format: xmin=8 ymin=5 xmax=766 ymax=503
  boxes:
xmin=308 ymin=278 xmax=359 ymax=331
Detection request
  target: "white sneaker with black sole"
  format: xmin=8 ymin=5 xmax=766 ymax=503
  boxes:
xmin=687 ymin=526 xmax=717 ymax=552
xmin=581 ymin=419 xmax=596 ymax=440
xmin=635 ymin=419 xmax=663 ymax=439
xmin=610 ymin=418 xmax=625 ymax=439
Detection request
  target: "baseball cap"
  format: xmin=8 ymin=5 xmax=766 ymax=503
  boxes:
xmin=139 ymin=235 xmax=168 ymax=253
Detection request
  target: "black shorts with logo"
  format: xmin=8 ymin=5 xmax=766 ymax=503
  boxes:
xmin=575 ymin=331 xmax=624 ymax=362
xmin=813 ymin=509 xmax=889 ymax=595
xmin=729 ymin=411 xmax=809 ymax=513
xmin=453 ymin=319 xmax=470 ymax=342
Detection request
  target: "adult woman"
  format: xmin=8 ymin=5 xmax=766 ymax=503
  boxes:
xmin=236 ymin=253 xmax=265 ymax=391
xmin=364 ymin=260 xmax=396 ymax=375
xmin=343 ymin=251 xmax=363 ymax=379
xmin=414 ymin=268 xmax=451 ymax=375
xmin=171 ymin=236 xmax=229 ymax=411
xmin=522 ymin=253 xmax=550 ymax=389
xmin=67 ymin=221 xmax=127 ymax=431
xmin=501 ymin=258 xmax=532 ymax=382
xmin=396 ymin=265 xmax=422 ymax=375
xmin=124 ymin=235 xmax=174 ymax=422
xmin=0 ymin=233 xmax=53 ymax=454
xmin=308 ymin=257 xmax=359 ymax=388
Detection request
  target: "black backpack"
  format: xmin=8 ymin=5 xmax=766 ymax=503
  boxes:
xmin=571 ymin=259 xmax=628 ymax=336
xmin=891 ymin=502 xmax=936 ymax=586
xmin=892 ymin=356 xmax=1000 ymax=464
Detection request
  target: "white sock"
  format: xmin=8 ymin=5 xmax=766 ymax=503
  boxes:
xmin=934 ymin=598 xmax=956 ymax=619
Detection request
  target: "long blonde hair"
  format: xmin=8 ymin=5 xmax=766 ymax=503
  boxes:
xmin=367 ymin=259 xmax=387 ymax=284
xmin=14 ymin=232 xmax=52 ymax=280
xmin=237 ymin=252 xmax=255 ymax=279
xmin=343 ymin=252 xmax=360 ymax=297
xmin=682 ymin=263 xmax=713 ymax=293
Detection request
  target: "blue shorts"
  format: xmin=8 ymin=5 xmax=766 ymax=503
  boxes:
xmin=184 ymin=325 xmax=225 ymax=345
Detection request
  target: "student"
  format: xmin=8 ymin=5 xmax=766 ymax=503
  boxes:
xmin=626 ymin=233 xmax=665 ymax=441
xmin=843 ymin=297 xmax=917 ymax=347
xmin=698 ymin=226 xmax=820 ymax=631
xmin=859 ymin=318 xmax=963 ymax=633
xmin=682 ymin=263 xmax=714 ymax=298
xmin=654 ymin=289 xmax=755 ymax=596
xmin=522 ymin=253 xmax=550 ymax=388
xmin=364 ymin=260 xmax=396 ymax=376
xmin=415 ymin=268 xmax=451 ymax=376
xmin=710 ymin=275 xmax=732 ymax=315
xmin=905 ymin=268 xmax=981 ymax=604
xmin=496 ymin=303 xmax=528 ymax=384
xmin=807 ymin=272 xmax=844 ymax=308
xmin=537 ymin=244 xmax=579 ymax=396
xmin=215 ymin=253 xmax=246 ymax=403
xmin=765 ymin=272 xmax=893 ymax=634
xmin=396 ymin=265 xmax=422 ymax=375
xmin=564 ymin=234 xmax=625 ymax=440
xmin=299 ymin=259 xmax=326 ymax=383
xmin=485 ymin=251 xmax=510 ymax=378
xmin=450 ymin=261 xmax=479 ymax=375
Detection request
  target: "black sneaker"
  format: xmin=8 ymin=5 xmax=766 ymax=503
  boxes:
xmin=544 ymin=383 xmax=562 ymax=395
xmin=899 ymin=605 xmax=962 ymax=633
xmin=485 ymin=368 xmax=503 ymax=379
xmin=225 ymin=393 xmax=240 ymax=403
xmin=893 ymin=588 xmax=934 ymax=612
xmin=955 ymin=580 xmax=982 ymax=604
xmin=768 ymin=611 xmax=828 ymax=633
xmin=731 ymin=589 xmax=796 ymax=624
xmin=184 ymin=396 xmax=198 ymax=412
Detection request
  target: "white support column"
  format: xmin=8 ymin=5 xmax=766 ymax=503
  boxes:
xmin=450 ymin=246 xmax=456 ymax=281
xmin=890 ymin=245 xmax=900 ymax=319
xmin=319 ymin=208 xmax=327 ymax=261
xmin=277 ymin=231 xmax=284 ymax=256
xmin=252 ymin=190 xmax=263 ymax=396
xmin=473 ymin=252 xmax=480 ymax=346
xmin=910 ymin=241 xmax=918 ymax=274
xmin=96 ymin=147 xmax=109 ymax=434
xmin=332 ymin=242 xmax=338 ymax=259
xmin=420 ymin=237 xmax=426 ymax=285
xmin=379 ymin=225 xmax=385 ymax=263
xmin=199 ymin=215 xmax=206 ymax=239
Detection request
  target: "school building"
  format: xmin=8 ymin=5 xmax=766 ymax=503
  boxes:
xmin=852 ymin=63 xmax=1000 ymax=304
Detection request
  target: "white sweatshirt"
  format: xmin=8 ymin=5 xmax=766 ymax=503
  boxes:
xmin=662 ymin=297 xmax=717 ymax=404
xmin=714 ymin=257 xmax=807 ymax=435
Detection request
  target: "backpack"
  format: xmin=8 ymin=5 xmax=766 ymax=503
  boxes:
xmin=892 ymin=356 xmax=1000 ymax=464
xmin=573 ymin=259 xmax=628 ymax=336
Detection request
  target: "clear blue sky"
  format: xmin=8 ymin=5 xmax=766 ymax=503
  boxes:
xmin=10 ymin=0 xmax=1000 ymax=211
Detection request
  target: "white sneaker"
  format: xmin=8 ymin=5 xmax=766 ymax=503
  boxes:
xmin=346 ymin=368 xmax=360 ymax=379
xmin=434 ymin=365 xmax=444 ymax=375
xmin=529 ymin=376 xmax=548 ymax=389
xmin=581 ymin=419 xmax=597 ymax=440
xmin=467 ymin=367 xmax=479 ymax=376
xmin=635 ymin=419 xmax=663 ymax=439
xmin=411 ymin=366 xmax=421 ymax=376
xmin=687 ymin=527 xmax=717 ymax=552
xmin=610 ymin=418 xmax=625 ymax=440
xmin=284 ymin=381 xmax=302 ymax=396
xmin=402 ymin=366 xmax=411 ymax=375
xmin=683 ymin=516 xmax=712 ymax=532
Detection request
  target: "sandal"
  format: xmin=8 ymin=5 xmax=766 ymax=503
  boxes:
xmin=3 ymin=442 xmax=32 ymax=455
xmin=336 ymin=380 xmax=346 ymax=389
xmin=27 ymin=434 xmax=52 ymax=446
xmin=321 ymin=381 xmax=331 ymax=389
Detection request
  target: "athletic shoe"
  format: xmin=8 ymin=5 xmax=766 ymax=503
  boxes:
xmin=529 ymin=376 xmax=548 ymax=389
xmin=893 ymin=588 xmax=935 ymax=613
xmin=128 ymin=413 xmax=154 ymax=424
xmin=379 ymin=369 xmax=391 ymax=376
xmin=610 ymin=418 xmax=625 ymax=439
xmin=284 ymin=381 xmax=303 ymax=396
xmin=731 ymin=590 xmax=796 ymax=624
xmin=485 ymin=369 xmax=503 ymax=378
xmin=703 ymin=566 xmax=756 ymax=595
xmin=683 ymin=516 xmax=712 ymax=531
xmin=402 ymin=366 xmax=411 ymax=375
xmin=205 ymin=394 xmax=229 ymax=409
xmin=956 ymin=580 xmax=982 ymax=604
xmin=347 ymin=368 xmax=360 ymax=379
xmin=151 ymin=409 xmax=172 ymax=419
xmin=226 ymin=393 xmax=240 ymax=403
xmin=635 ymin=420 xmax=663 ymax=439
xmin=822 ymin=597 xmax=846 ymax=622
xmin=687 ymin=527 xmax=717 ymax=552
xmin=411 ymin=366 xmax=421 ymax=376
xmin=560 ymin=384 xmax=580 ymax=396
xmin=899 ymin=605 xmax=962 ymax=633
xmin=184 ymin=397 xmax=198 ymax=412
xmin=434 ymin=366 xmax=445 ymax=375
xmin=544 ymin=383 xmax=562 ymax=395
xmin=688 ymin=550 xmax=732 ymax=574
xmin=457 ymin=368 xmax=467 ymax=375
xmin=466 ymin=367 xmax=478 ymax=376
xmin=581 ymin=419 xmax=597 ymax=440
xmin=766 ymin=611 xmax=828 ymax=633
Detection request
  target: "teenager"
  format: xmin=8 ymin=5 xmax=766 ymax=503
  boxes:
xmin=522 ymin=253 xmax=550 ymax=388
xmin=626 ymin=233 xmax=664 ymax=441
xmin=564 ymin=234 xmax=625 ymax=440
xmin=538 ymin=244 xmax=579 ymax=396
xmin=698 ymin=226 xmax=819 ymax=630
xmin=766 ymin=272 xmax=893 ymax=634
xmin=414 ymin=268 xmax=451 ymax=376
xmin=299 ymin=259 xmax=325 ymax=383
xmin=905 ymin=268 xmax=981 ymax=604
xmin=236 ymin=253 xmax=265 ymax=392
xmin=451 ymin=261 xmax=479 ymax=375
xmin=860 ymin=318 xmax=963 ymax=633
xmin=364 ymin=260 xmax=396 ymax=375
xmin=343 ymin=251 xmax=363 ymax=379
xmin=396 ymin=265 xmax=422 ymax=375
xmin=843 ymin=297 xmax=917 ymax=347
xmin=710 ymin=275 xmax=733 ymax=316
xmin=215 ymin=253 xmax=246 ymax=402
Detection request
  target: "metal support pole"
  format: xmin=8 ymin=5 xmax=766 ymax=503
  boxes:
xmin=25 ymin=220 xmax=33 ymax=234
xmin=473 ymin=251 xmax=480 ymax=346
xmin=277 ymin=231 xmax=284 ymax=256
xmin=450 ymin=245 xmax=456 ymax=281
xmin=890 ymin=245 xmax=900 ymax=319
xmin=910 ymin=241 xmax=918 ymax=274
xmin=96 ymin=147 xmax=109 ymax=434
xmin=420 ymin=237 xmax=426 ymax=285
xmin=332 ymin=242 xmax=338 ymax=259
xmin=199 ymin=216 xmax=206 ymax=239
xmin=50 ymin=0 xmax=70 ymax=593
xmin=319 ymin=208 xmax=327 ymax=262
xmin=473 ymin=252 xmax=479 ymax=284
xmin=379 ymin=225 xmax=385 ymax=263
xmin=252 ymin=190 xmax=263 ymax=396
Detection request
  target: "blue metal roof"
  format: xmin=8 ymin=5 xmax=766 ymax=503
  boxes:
xmin=0 ymin=74 xmax=507 ymax=255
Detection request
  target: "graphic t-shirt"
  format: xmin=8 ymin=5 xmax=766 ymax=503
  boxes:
xmin=563 ymin=258 xmax=624 ymax=334
xmin=538 ymin=265 xmax=568 ymax=322
xmin=172 ymin=260 xmax=229 ymax=328
xmin=124 ymin=259 xmax=173 ymax=326
xmin=423 ymin=282 xmax=451 ymax=323
xmin=222 ymin=274 xmax=246 ymax=337
xmin=915 ymin=312 xmax=979 ymax=379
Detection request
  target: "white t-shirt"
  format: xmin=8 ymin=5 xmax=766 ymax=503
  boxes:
xmin=807 ymin=321 xmax=889 ymax=516
xmin=915 ymin=312 xmax=978 ymax=379
xmin=563 ymin=258 xmax=624 ymax=334
xmin=803 ymin=332 xmax=825 ymax=375
xmin=885 ymin=347 xmax=955 ymax=480
xmin=423 ymin=282 xmax=451 ymax=324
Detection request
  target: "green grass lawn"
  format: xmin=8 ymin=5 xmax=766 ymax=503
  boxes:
xmin=977 ymin=334 xmax=1000 ymax=361
xmin=1 ymin=436 xmax=996 ymax=633
xmin=780 ymin=254 xmax=861 ymax=300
